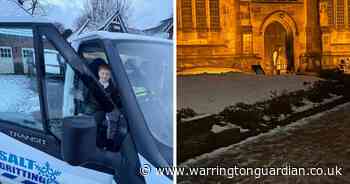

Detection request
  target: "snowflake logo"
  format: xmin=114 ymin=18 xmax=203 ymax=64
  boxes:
xmin=35 ymin=162 xmax=62 ymax=184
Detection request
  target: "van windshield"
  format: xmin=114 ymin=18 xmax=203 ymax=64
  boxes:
xmin=114 ymin=41 xmax=173 ymax=147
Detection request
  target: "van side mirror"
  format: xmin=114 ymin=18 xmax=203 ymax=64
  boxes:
xmin=61 ymin=116 xmax=97 ymax=165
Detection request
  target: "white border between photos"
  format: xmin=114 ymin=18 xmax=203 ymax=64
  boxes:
xmin=172 ymin=0 xmax=177 ymax=182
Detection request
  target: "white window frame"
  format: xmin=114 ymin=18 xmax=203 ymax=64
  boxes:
xmin=22 ymin=48 xmax=35 ymax=58
xmin=0 ymin=46 xmax=13 ymax=59
xmin=22 ymin=48 xmax=35 ymax=64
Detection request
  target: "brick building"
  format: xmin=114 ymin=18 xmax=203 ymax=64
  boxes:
xmin=177 ymin=0 xmax=350 ymax=74
xmin=0 ymin=29 xmax=60 ymax=74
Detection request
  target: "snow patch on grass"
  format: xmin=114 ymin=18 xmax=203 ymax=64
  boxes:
xmin=292 ymin=95 xmax=342 ymax=113
xmin=211 ymin=122 xmax=249 ymax=134
xmin=182 ymin=113 xmax=213 ymax=123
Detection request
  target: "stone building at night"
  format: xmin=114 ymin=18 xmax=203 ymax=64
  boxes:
xmin=177 ymin=0 xmax=350 ymax=74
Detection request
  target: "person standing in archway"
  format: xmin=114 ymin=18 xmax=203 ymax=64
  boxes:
xmin=272 ymin=47 xmax=280 ymax=75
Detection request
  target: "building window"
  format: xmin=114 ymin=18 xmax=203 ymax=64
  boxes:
xmin=177 ymin=1 xmax=182 ymax=30
xmin=328 ymin=0 xmax=334 ymax=25
xmin=196 ymin=0 xmax=207 ymax=32
xmin=182 ymin=0 xmax=193 ymax=32
xmin=22 ymin=48 xmax=35 ymax=63
xmin=348 ymin=0 xmax=350 ymax=26
xmin=324 ymin=35 xmax=329 ymax=45
xmin=322 ymin=34 xmax=330 ymax=51
xmin=243 ymin=33 xmax=252 ymax=54
xmin=0 ymin=47 xmax=12 ymax=58
xmin=336 ymin=0 xmax=345 ymax=26
xmin=209 ymin=0 xmax=220 ymax=31
xmin=22 ymin=48 xmax=35 ymax=74
xmin=22 ymin=48 xmax=34 ymax=58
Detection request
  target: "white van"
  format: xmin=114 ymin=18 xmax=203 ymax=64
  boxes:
xmin=0 ymin=17 xmax=173 ymax=184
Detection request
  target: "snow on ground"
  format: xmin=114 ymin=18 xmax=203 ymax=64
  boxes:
xmin=292 ymin=94 xmax=342 ymax=113
xmin=179 ymin=102 xmax=350 ymax=183
xmin=177 ymin=73 xmax=320 ymax=114
xmin=211 ymin=122 xmax=249 ymax=134
xmin=181 ymin=102 xmax=350 ymax=166
xmin=0 ymin=75 xmax=39 ymax=113
xmin=181 ymin=114 xmax=213 ymax=123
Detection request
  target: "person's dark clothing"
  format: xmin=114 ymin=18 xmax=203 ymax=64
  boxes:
xmin=85 ymin=82 xmax=120 ymax=149
xmin=83 ymin=81 xmax=120 ymax=115
xmin=94 ymin=111 xmax=108 ymax=148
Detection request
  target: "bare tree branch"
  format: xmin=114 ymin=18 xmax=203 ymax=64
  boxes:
xmin=74 ymin=0 xmax=132 ymax=30
xmin=18 ymin=0 xmax=46 ymax=16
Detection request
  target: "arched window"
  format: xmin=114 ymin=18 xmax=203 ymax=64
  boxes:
xmin=182 ymin=0 xmax=193 ymax=32
xmin=196 ymin=0 xmax=207 ymax=32
xmin=209 ymin=0 xmax=220 ymax=31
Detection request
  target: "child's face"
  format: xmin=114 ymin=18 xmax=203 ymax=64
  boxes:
xmin=98 ymin=68 xmax=111 ymax=82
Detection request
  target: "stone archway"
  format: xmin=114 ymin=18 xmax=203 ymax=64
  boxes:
xmin=264 ymin=22 xmax=294 ymax=74
xmin=260 ymin=11 xmax=298 ymax=74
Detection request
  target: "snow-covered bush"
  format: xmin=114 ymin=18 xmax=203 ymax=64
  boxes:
xmin=305 ymin=80 xmax=333 ymax=103
xmin=219 ymin=103 xmax=263 ymax=131
xmin=319 ymin=69 xmax=343 ymax=81
xmin=177 ymin=108 xmax=198 ymax=121
xmin=264 ymin=90 xmax=294 ymax=116
xmin=217 ymin=79 xmax=345 ymax=131
xmin=319 ymin=69 xmax=350 ymax=96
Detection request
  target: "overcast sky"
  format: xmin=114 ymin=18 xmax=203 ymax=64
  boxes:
xmin=43 ymin=0 xmax=173 ymax=30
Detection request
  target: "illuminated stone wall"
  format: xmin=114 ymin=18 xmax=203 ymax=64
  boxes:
xmin=320 ymin=0 xmax=350 ymax=69
xmin=177 ymin=0 xmax=350 ymax=74
xmin=247 ymin=0 xmax=307 ymax=74
xmin=177 ymin=0 xmax=242 ymax=72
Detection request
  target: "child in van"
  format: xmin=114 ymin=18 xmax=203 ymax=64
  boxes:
xmin=84 ymin=63 xmax=115 ymax=113
xmin=97 ymin=64 xmax=120 ymax=144
xmin=84 ymin=63 xmax=120 ymax=149
xmin=98 ymin=64 xmax=114 ymax=92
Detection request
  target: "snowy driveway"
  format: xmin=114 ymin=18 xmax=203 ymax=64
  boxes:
xmin=179 ymin=103 xmax=350 ymax=183
xmin=0 ymin=75 xmax=39 ymax=113
xmin=0 ymin=75 xmax=63 ymax=124
xmin=178 ymin=73 xmax=320 ymax=114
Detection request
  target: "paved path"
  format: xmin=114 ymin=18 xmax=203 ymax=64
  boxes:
xmin=178 ymin=103 xmax=350 ymax=184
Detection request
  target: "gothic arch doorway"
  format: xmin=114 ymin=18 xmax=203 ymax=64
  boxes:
xmin=264 ymin=21 xmax=294 ymax=74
